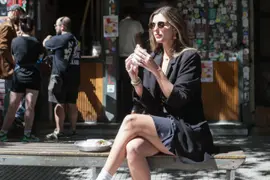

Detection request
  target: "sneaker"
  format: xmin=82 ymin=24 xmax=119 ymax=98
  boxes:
xmin=71 ymin=130 xmax=77 ymax=136
xmin=45 ymin=130 xmax=65 ymax=140
xmin=21 ymin=134 xmax=40 ymax=142
xmin=0 ymin=132 xmax=7 ymax=142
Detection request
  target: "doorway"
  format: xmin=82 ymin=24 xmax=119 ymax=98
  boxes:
xmin=254 ymin=0 xmax=270 ymax=106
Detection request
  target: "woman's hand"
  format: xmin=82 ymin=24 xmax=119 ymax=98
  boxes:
xmin=125 ymin=53 xmax=139 ymax=81
xmin=133 ymin=45 xmax=160 ymax=76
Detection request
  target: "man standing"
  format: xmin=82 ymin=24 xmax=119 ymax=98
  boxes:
xmin=118 ymin=6 xmax=144 ymax=120
xmin=43 ymin=17 xmax=80 ymax=140
xmin=0 ymin=4 xmax=25 ymax=127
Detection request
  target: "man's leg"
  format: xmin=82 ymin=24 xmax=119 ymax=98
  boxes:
xmin=46 ymin=76 xmax=66 ymax=140
xmin=66 ymin=85 xmax=79 ymax=134
xmin=0 ymin=91 xmax=24 ymax=141
xmin=54 ymin=103 xmax=65 ymax=133
xmin=67 ymin=103 xmax=78 ymax=134
xmin=3 ymin=79 xmax=12 ymax=117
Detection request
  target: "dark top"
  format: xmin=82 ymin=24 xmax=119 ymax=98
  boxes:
xmin=136 ymin=49 xmax=205 ymax=125
xmin=11 ymin=36 xmax=43 ymax=83
xmin=44 ymin=32 xmax=80 ymax=85
xmin=134 ymin=49 xmax=215 ymax=161
xmin=12 ymin=36 xmax=43 ymax=65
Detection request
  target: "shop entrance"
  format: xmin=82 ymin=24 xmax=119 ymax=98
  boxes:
xmin=117 ymin=0 xmax=176 ymax=120
xmin=254 ymin=0 xmax=270 ymax=107
xmin=253 ymin=0 xmax=270 ymax=129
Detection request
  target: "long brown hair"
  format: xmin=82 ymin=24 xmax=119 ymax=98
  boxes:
xmin=149 ymin=6 xmax=192 ymax=56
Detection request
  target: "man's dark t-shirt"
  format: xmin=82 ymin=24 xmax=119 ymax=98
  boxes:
xmin=11 ymin=36 xmax=43 ymax=83
xmin=44 ymin=32 xmax=80 ymax=86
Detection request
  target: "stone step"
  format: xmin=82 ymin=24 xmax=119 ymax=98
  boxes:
xmin=208 ymin=122 xmax=248 ymax=136
xmin=38 ymin=121 xmax=249 ymax=137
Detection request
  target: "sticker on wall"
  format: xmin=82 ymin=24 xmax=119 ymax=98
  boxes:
xmin=243 ymin=66 xmax=250 ymax=80
xmin=103 ymin=15 xmax=118 ymax=38
xmin=107 ymin=85 xmax=115 ymax=93
xmin=105 ymin=55 xmax=113 ymax=65
xmin=201 ymin=61 xmax=214 ymax=83
xmin=208 ymin=8 xmax=217 ymax=20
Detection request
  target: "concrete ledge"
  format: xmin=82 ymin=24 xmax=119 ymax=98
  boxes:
xmin=39 ymin=121 xmax=249 ymax=137
xmin=250 ymin=127 xmax=270 ymax=136
xmin=209 ymin=122 xmax=248 ymax=136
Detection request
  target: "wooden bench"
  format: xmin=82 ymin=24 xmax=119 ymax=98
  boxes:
xmin=0 ymin=142 xmax=246 ymax=180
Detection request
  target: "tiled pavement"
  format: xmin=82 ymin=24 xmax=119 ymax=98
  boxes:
xmin=1 ymin=136 xmax=270 ymax=180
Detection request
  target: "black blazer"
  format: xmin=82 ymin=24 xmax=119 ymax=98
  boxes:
xmin=133 ymin=49 xmax=216 ymax=161
xmin=134 ymin=49 xmax=205 ymax=125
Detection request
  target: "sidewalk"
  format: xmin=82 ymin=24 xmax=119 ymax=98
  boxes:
xmin=0 ymin=136 xmax=269 ymax=180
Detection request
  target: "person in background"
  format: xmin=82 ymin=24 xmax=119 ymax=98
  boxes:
xmin=0 ymin=4 xmax=26 ymax=130
xmin=118 ymin=6 xmax=144 ymax=119
xmin=43 ymin=17 xmax=80 ymax=140
xmin=0 ymin=15 xmax=43 ymax=142
xmin=96 ymin=6 xmax=215 ymax=180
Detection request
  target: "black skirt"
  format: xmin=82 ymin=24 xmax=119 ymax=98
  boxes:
xmin=151 ymin=115 xmax=215 ymax=162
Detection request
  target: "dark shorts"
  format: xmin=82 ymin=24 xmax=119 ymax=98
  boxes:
xmin=151 ymin=115 xmax=177 ymax=153
xmin=11 ymin=74 xmax=40 ymax=93
xmin=48 ymin=75 xmax=79 ymax=104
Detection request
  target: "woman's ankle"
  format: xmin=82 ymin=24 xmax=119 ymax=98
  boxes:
xmin=96 ymin=168 xmax=113 ymax=180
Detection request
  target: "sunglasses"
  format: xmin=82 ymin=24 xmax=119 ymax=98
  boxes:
xmin=148 ymin=21 xmax=169 ymax=30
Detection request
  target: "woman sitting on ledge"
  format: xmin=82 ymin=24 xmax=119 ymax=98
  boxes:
xmin=96 ymin=6 xmax=215 ymax=180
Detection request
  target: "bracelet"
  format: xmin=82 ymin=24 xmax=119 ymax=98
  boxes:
xmin=131 ymin=77 xmax=142 ymax=86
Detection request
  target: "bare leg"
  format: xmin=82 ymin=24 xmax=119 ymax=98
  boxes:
xmin=1 ymin=91 xmax=24 ymax=131
xmin=67 ymin=103 xmax=78 ymax=131
xmin=24 ymin=89 xmax=39 ymax=131
xmin=54 ymin=103 xmax=65 ymax=132
xmin=126 ymin=138 xmax=159 ymax=180
xmin=103 ymin=114 xmax=173 ymax=176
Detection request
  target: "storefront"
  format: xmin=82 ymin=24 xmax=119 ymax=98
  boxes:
xmin=111 ymin=0 xmax=252 ymax=124
xmin=3 ymin=0 xmax=252 ymax=128
xmin=47 ymin=0 xmax=253 ymax=125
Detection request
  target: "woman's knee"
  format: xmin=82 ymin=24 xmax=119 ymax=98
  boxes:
xmin=126 ymin=140 xmax=141 ymax=161
xmin=121 ymin=114 xmax=139 ymax=133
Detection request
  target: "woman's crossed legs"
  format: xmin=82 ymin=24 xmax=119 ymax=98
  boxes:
xmin=99 ymin=114 xmax=174 ymax=180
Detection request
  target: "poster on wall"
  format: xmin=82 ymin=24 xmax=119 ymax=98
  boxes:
xmin=103 ymin=15 xmax=118 ymax=38
xmin=1 ymin=0 xmax=26 ymax=22
xmin=0 ymin=0 xmax=7 ymax=16
xmin=201 ymin=61 xmax=214 ymax=83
